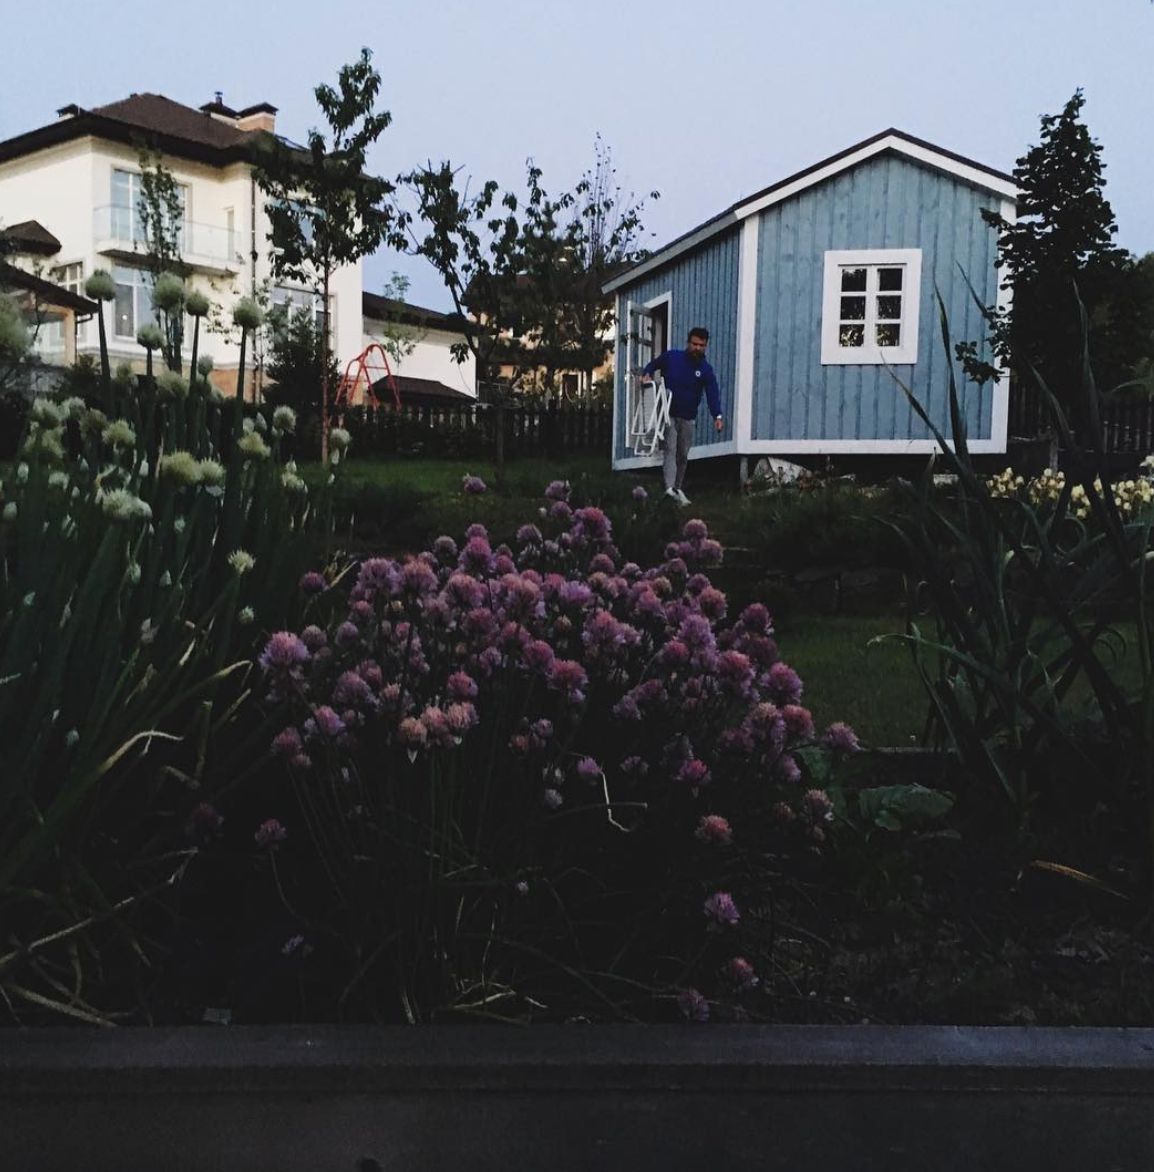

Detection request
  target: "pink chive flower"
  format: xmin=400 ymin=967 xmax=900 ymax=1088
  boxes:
xmin=516 ymin=524 xmax=543 ymax=546
xmin=695 ymin=814 xmax=733 ymax=845
xmin=397 ymin=716 xmax=428 ymax=748
xmin=299 ymin=570 xmax=327 ymax=594
xmin=766 ymin=662 xmax=803 ymax=704
xmin=432 ymin=535 xmax=458 ymax=562
xmin=401 ymin=559 xmax=439 ymax=596
xmin=572 ymin=506 xmax=611 ymax=543
xmin=459 ymin=536 xmax=495 ymax=576
xmin=335 ymin=621 xmax=361 ymax=648
xmin=803 ymin=788 xmax=834 ymax=821
xmin=333 ymin=671 xmax=374 ymax=707
xmin=678 ymin=988 xmax=710 ymax=1023
xmin=678 ymin=759 xmax=711 ymax=789
xmin=523 ymin=639 xmax=555 ymax=673
xmin=259 ymin=631 xmax=309 ymax=674
xmin=782 ymin=704 xmax=815 ymax=741
xmin=462 ymin=474 xmax=487 ymax=495
xmin=704 ymin=891 xmax=740 ymax=929
xmin=575 ymin=756 xmax=602 ymax=782
xmin=726 ymin=957 xmax=759 ymax=991
xmin=300 ymin=624 xmax=328 ymax=651
xmin=776 ymin=754 xmax=802 ymax=785
xmin=254 ymin=818 xmax=288 ymax=848
xmin=548 ymin=658 xmax=588 ymax=702
xmin=697 ymin=587 xmax=728 ymax=621
xmin=631 ymin=485 xmax=648 ymax=503
xmin=271 ymin=727 xmax=303 ymax=758
xmin=446 ymin=671 xmax=479 ymax=702
xmin=548 ymin=500 xmax=573 ymax=523
xmin=682 ymin=518 xmax=709 ymax=541
xmin=445 ymin=702 xmax=478 ymax=735
xmin=465 ymin=522 xmax=489 ymax=541
xmin=544 ymin=479 xmax=571 ymax=501
xmin=309 ymin=706 xmax=345 ymax=739
xmin=825 ymin=722 xmax=861 ymax=753
xmin=186 ymin=802 xmax=223 ymax=840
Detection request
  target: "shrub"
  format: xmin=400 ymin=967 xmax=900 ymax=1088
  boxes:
xmin=255 ymin=483 xmax=857 ymax=1022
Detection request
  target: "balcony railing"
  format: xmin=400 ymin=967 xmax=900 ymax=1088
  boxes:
xmin=93 ymin=206 xmax=241 ymax=274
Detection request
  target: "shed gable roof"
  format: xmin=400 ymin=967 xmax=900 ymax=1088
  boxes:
xmin=605 ymin=129 xmax=1018 ymax=294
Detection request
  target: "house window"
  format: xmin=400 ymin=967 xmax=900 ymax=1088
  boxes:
xmin=112 ymin=264 xmax=155 ymax=339
xmin=271 ymin=285 xmax=331 ymax=335
xmin=111 ymin=168 xmax=189 ymax=251
xmin=820 ymin=248 xmax=922 ymax=365
xmin=41 ymin=261 xmax=86 ymax=350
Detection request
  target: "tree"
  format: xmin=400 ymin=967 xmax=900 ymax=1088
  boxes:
xmin=960 ymin=90 xmax=1133 ymax=426
xmin=137 ymin=148 xmax=189 ymax=371
xmin=254 ymin=47 xmax=400 ymax=458
xmin=554 ymin=136 xmax=658 ymax=396
xmin=402 ymin=139 xmax=656 ymax=396
xmin=264 ymin=301 xmax=340 ymax=417
xmin=401 ymin=158 xmax=565 ymax=387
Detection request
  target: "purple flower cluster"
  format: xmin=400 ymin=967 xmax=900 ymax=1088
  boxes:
xmin=257 ymin=490 xmax=856 ymax=1020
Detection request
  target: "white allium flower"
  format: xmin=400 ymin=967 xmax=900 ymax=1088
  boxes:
xmin=126 ymin=561 xmax=142 ymax=585
xmin=238 ymin=606 xmax=255 ymax=625
xmin=242 ymin=416 xmax=255 ymax=434
xmin=16 ymin=463 xmax=28 ymax=483
xmin=228 ymin=549 xmax=255 ymax=575
xmin=238 ymin=432 xmax=270 ymax=460
xmin=65 ymin=728 xmax=80 ymax=748
xmin=282 ymin=472 xmax=308 ymax=494
xmin=159 ymin=451 xmax=202 ymax=485
xmin=328 ymin=427 xmax=351 ymax=452
xmin=99 ymin=489 xmax=152 ymax=523
xmin=47 ymin=471 xmax=68 ymax=491
xmin=102 ymin=419 xmax=137 ymax=449
xmin=30 ymin=398 xmax=65 ymax=426
xmin=272 ymin=406 xmax=297 ymax=434
xmin=62 ymin=396 xmax=87 ymax=419
xmin=23 ymin=592 xmax=35 ymax=607
xmin=174 ymin=517 xmax=187 ymax=534
xmin=159 ymin=571 xmax=172 ymax=588
xmin=197 ymin=459 xmax=226 ymax=487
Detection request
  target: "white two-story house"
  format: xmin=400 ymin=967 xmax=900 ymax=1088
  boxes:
xmin=0 ymin=92 xmax=364 ymax=394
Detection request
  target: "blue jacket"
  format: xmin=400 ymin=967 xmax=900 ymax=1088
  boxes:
xmin=643 ymin=349 xmax=722 ymax=421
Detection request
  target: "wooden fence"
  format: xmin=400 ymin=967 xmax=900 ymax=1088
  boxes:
xmin=315 ymin=401 xmax=615 ymax=461
xmin=1009 ymin=385 xmax=1154 ymax=457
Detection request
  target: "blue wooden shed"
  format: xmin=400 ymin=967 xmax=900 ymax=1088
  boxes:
xmin=605 ymin=130 xmax=1019 ymax=471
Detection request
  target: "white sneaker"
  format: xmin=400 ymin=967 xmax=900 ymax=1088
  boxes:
xmin=664 ymin=487 xmax=680 ymax=502
xmin=675 ymin=488 xmax=691 ymax=506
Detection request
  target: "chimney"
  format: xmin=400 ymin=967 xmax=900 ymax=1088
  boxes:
xmin=236 ymin=103 xmax=277 ymax=134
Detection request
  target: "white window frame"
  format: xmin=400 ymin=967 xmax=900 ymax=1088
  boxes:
xmin=271 ymin=285 xmax=333 ymax=338
xmin=820 ymin=248 xmax=922 ymax=365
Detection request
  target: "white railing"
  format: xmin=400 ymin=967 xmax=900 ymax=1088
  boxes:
xmin=93 ymin=206 xmax=239 ymax=270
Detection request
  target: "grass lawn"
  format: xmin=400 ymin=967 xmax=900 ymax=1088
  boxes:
xmin=775 ymin=613 xmax=928 ymax=747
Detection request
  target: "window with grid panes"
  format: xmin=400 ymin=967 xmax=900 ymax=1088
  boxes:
xmin=820 ymin=249 xmax=921 ymax=365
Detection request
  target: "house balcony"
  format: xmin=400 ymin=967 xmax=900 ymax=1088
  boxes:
xmin=93 ymin=206 xmax=242 ymax=277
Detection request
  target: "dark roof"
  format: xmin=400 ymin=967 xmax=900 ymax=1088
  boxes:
xmin=0 ymin=262 xmax=99 ymax=313
xmin=374 ymin=375 xmax=476 ymax=405
xmin=0 ymin=93 xmax=272 ymax=167
xmin=609 ymin=128 xmax=1018 ymax=292
xmin=0 ymin=220 xmax=61 ymax=256
xmin=362 ymin=292 xmax=472 ymax=333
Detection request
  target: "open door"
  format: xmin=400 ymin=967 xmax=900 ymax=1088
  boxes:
xmin=624 ymin=300 xmax=670 ymax=457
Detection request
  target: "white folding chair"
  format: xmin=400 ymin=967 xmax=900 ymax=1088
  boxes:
xmin=628 ymin=371 xmax=671 ymax=457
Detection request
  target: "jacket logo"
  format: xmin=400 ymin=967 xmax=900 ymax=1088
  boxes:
xmin=695 ymin=370 xmax=701 ymax=377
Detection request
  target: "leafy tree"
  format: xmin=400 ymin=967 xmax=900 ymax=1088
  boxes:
xmin=401 ymin=158 xmax=563 ymax=387
xmin=264 ymin=301 xmax=340 ymax=417
xmin=0 ymin=290 xmax=30 ymax=392
xmin=959 ymin=90 xmax=1136 ymax=427
xmin=368 ymin=272 xmax=423 ymax=371
xmin=254 ymin=47 xmax=400 ymax=457
xmin=553 ymin=136 xmax=658 ymax=396
xmin=136 ymin=148 xmax=189 ymax=371
xmin=402 ymin=138 xmax=656 ymax=396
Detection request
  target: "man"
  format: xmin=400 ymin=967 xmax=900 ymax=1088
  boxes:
xmin=641 ymin=326 xmax=724 ymax=505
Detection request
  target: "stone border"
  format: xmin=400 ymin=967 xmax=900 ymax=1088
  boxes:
xmin=4 ymin=1026 xmax=1154 ymax=1169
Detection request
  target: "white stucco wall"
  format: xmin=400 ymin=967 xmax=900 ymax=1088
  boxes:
xmin=0 ymin=129 xmax=363 ymax=385
xmin=362 ymin=320 xmax=477 ymax=397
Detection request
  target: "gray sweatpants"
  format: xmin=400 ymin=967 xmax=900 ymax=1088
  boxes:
xmin=662 ymin=417 xmax=696 ymax=491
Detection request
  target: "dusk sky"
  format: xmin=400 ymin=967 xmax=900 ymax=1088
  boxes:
xmin=3 ymin=0 xmax=1152 ymax=310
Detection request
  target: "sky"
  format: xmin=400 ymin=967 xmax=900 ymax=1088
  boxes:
xmin=2 ymin=0 xmax=1152 ymax=311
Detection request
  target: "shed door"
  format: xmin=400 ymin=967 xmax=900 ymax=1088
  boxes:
xmin=625 ymin=301 xmax=670 ymax=455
